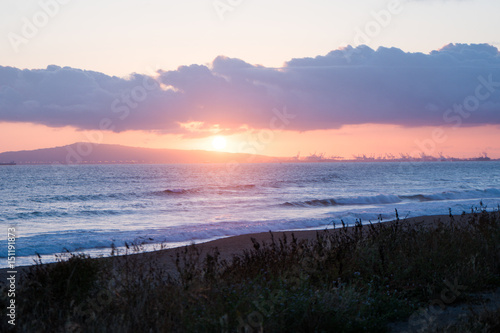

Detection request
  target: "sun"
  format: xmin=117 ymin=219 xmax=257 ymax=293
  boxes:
xmin=212 ymin=136 xmax=227 ymax=150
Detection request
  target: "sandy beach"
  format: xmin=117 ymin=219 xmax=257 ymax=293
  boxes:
xmin=3 ymin=211 xmax=499 ymax=332
xmin=0 ymin=213 xmax=455 ymax=281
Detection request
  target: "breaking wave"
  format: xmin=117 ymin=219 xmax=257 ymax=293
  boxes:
xmin=283 ymin=188 xmax=500 ymax=208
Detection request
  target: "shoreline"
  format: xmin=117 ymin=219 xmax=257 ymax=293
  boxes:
xmin=0 ymin=213 xmax=457 ymax=280
xmin=3 ymin=210 xmax=499 ymax=331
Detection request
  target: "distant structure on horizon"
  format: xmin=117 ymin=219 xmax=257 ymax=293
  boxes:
xmin=286 ymin=152 xmax=494 ymax=163
xmin=469 ymin=153 xmax=491 ymax=162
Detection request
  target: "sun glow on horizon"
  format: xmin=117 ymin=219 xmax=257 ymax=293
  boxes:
xmin=211 ymin=136 xmax=227 ymax=150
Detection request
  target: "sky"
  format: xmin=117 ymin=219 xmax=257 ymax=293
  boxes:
xmin=1 ymin=0 xmax=500 ymax=158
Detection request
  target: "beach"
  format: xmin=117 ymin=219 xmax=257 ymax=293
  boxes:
xmin=0 ymin=213 xmax=458 ymax=280
xmin=2 ymin=210 xmax=499 ymax=332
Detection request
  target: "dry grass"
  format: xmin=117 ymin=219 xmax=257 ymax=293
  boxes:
xmin=1 ymin=205 xmax=499 ymax=332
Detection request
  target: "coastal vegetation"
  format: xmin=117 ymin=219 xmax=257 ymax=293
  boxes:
xmin=1 ymin=205 xmax=499 ymax=332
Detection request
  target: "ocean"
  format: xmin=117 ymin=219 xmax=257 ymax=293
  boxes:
xmin=1 ymin=162 xmax=500 ymax=268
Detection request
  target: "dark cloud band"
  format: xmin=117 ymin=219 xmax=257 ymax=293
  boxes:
xmin=0 ymin=43 xmax=499 ymax=134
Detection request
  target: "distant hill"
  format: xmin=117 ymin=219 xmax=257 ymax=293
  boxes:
xmin=0 ymin=143 xmax=283 ymax=165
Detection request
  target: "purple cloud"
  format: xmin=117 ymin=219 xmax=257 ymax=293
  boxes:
xmin=0 ymin=43 xmax=499 ymax=134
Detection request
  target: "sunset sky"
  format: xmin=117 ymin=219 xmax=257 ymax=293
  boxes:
xmin=1 ymin=0 xmax=499 ymax=158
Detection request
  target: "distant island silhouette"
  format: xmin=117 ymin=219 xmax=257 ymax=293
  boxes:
xmin=0 ymin=143 xmax=282 ymax=165
xmin=0 ymin=143 xmax=496 ymax=165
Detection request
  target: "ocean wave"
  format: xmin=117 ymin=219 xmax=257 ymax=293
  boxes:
xmin=0 ymin=216 xmax=337 ymax=258
xmin=157 ymin=184 xmax=257 ymax=196
xmin=30 ymin=192 xmax=135 ymax=203
xmin=5 ymin=208 xmax=131 ymax=221
xmin=160 ymin=189 xmax=192 ymax=195
xmin=399 ymin=194 xmax=431 ymax=201
xmin=283 ymin=194 xmax=402 ymax=207
xmin=282 ymin=188 xmax=500 ymax=208
xmin=80 ymin=209 xmax=126 ymax=216
xmin=7 ymin=211 xmax=70 ymax=219
xmin=218 ymin=184 xmax=256 ymax=190
xmin=401 ymin=188 xmax=500 ymax=202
